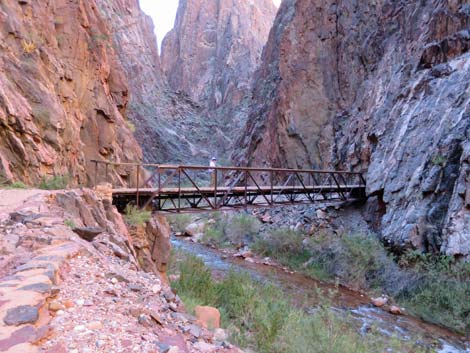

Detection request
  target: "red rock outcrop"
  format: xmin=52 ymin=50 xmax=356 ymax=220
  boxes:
xmin=0 ymin=0 xmax=144 ymax=185
xmin=236 ymin=0 xmax=470 ymax=257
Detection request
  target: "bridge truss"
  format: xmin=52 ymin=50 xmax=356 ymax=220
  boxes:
xmin=90 ymin=160 xmax=366 ymax=214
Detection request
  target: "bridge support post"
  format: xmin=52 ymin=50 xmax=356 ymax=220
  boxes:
xmin=136 ymin=166 xmax=140 ymax=207
xmin=214 ymin=169 xmax=218 ymax=210
xmin=270 ymin=170 xmax=274 ymax=205
xmin=178 ymin=167 xmax=181 ymax=213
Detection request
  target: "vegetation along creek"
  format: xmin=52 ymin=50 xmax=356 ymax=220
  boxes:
xmin=169 ymin=210 xmax=470 ymax=353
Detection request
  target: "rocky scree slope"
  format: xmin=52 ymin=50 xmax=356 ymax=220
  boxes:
xmin=161 ymin=0 xmax=278 ymax=160
xmin=0 ymin=188 xmax=238 ymax=353
xmin=0 ymin=0 xmax=143 ymax=185
xmin=236 ymin=0 xmax=470 ymax=258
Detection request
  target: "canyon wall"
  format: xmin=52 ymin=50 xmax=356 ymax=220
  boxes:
xmin=98 ymin=0 xmax=208 ymax=164
xmin=0 ymin=0 xmax=143 ymax=185
xmin=161 ymin=0 xmax=278 ymax=160
xmin=237 ymin=0 xmax=470 ymax=257
xmin=162 ymin=0 xmax=277 ymax=109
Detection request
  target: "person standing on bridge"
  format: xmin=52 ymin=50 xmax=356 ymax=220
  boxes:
xmin=209 ymin=157 xmax=217 ymax=187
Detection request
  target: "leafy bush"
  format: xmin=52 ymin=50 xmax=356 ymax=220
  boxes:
xmin=226 ymin=213 xmax=261 ymax=246
xmin=0 ymin=181 xmax=29 ymax=189
xmin=171 ymin=254 xmax=218 ymax=306
xmin=396 ymin=252 xmax=470 ymax=334
xmin=203 ymin=225 xmax=225 ymax=245
xmin=253 ymin=229 xmax=470 ymax=334
xmin=253 ymin=227 xmax=311 ymax=269
xmin=124 ymin=205 xmax=151 ymax=227
xmin=9 ymin=181 xmax=29 ymax=189
xmin=39 ymin=175 xmax=69 ymax=190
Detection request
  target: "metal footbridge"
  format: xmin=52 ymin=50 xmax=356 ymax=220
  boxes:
xmin=90 ymin=160 xmax=366 ymax=214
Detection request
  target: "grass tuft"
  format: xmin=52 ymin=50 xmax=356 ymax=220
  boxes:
xmin=64 ymin=219 xmax=76 ymax=229
xmin=38 ymin=175 xmax=69 ymax=190
xmin=124 ymin=205 xmax=151 ymax=227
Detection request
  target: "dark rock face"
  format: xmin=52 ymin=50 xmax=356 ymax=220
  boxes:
xmin=236 ymin=0 xmax=470 ymax=257
xmin=162 ymin=0 xmax=277 ymax=109
xmin=0 ymin=0 xmax=143 ymax=185
xmin=72 ymin=227 xmax=104 ymax=242
xmin=161 ymin=0 xmax=278 ymax=160
xmin=98 ymin=0 xmax=206 ymax=164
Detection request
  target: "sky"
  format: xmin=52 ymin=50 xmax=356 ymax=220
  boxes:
xmin=139 ymin=0 xmax=281 ymax=51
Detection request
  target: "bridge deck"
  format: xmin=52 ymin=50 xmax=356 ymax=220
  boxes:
xmin=112 ymin=185 xmax=364 ymax=196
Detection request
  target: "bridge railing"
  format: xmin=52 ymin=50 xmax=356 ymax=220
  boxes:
xmin=90 ymin=160 xmax=366 ymax=211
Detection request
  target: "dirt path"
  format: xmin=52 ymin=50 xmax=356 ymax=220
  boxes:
xmin=0 ymin=189 xmax=48 ymax=216
xmin=0 ymin=189 xmax=243 ymax=353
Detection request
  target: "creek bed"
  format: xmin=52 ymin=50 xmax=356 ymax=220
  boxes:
xmin=172 ymin=237 xmax=470 ymax=353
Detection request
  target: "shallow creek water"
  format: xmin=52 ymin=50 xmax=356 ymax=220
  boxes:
xmin=172 ymin=237 xmax=470 ymax=353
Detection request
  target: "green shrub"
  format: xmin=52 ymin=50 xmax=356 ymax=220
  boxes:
xmin=397 ymin=252 xmax=470 ymax=334
xmin=124 ymin=205 xmax=151 ymax=227
xmin=253 ymin=229 xmax=470 ymax=334
xmin=225 ymin=213 xmax=260 ymax=246
xmin=8 ymin=181 xmax=29 ymax=189
xmin=431 ymin=154 xmax=446 ymax=167
xmin=167 ymin=214 xmax=192 ymax=233
xmin=38 ymin=175 xmax=69 ymax=190
xmin=64 ymin=219 xmax=76 ymax=229
xmin=203 ymin=225 xmax=225 ymax=245
xmin=253 ymin=228 xmax=310 ymax=268
xmin=1 ymin=181 xmax=29 ymax=189
xmin=171 ymin=254 xmax=218 ymax=306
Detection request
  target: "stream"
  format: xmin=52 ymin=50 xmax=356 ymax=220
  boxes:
xmin=172 ymin=237 xmax=470 ymax=353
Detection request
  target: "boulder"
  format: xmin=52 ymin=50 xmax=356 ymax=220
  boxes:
xmin=184 ymin=222 xmax=205 ymax=237
xmin=72 ymin=227 xmax=103 ymax=242
xmin=371 ymin=296 xmax=388 ymax=308
xmin=194 ymin=305 xmax=220 ymax=329
xmin=388 ymin=305 xmax=403 ymax=315
xmin=3 ymin=305 xmax=39 ymax=326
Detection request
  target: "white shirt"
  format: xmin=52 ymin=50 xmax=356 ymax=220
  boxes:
xmin=209 ymin=160 xmax=216 ymax=172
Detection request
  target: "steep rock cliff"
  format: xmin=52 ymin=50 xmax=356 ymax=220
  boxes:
xmin=98 ymin=0 xmax=208 ymax=164
xmin=0 ymin=0 xmax=143 ymax=185
xmin=237 ymin=0 xmax=470 ymax=257
xmin=161 ymin=0 xmax=278 ymax=159
xmin=162 ymin=0 xmax=277 ymax=108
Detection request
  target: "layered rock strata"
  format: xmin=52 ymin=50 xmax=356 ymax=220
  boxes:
xmin=0 ymin=0 xmax=143 ymax=185
xmin=236 ymin=0 xmax=470 ymax=257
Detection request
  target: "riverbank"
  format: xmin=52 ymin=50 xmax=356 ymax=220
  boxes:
xmin=168 ymin=210 xmax=470 ymax=351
